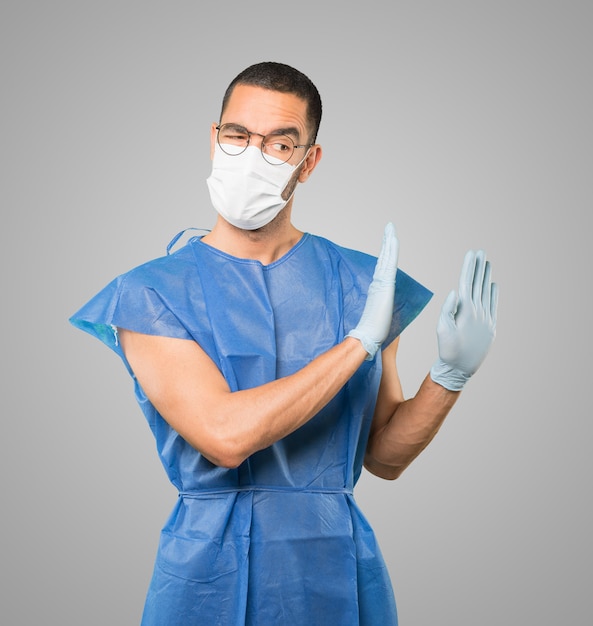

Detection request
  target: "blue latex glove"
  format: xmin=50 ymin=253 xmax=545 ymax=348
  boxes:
xmin=347 ymin=223 xmax=399 ymax=360
xmin=430 ymin=250 xmax=498 ymax=391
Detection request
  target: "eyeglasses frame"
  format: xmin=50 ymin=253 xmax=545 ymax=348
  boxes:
xmin=215 ymin=123 xmax=313 ymax=164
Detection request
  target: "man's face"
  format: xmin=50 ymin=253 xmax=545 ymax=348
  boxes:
xmin=210 ymin=84 xmax=321 ymax=206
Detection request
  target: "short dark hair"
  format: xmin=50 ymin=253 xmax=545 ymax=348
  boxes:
xmin=220 ymin=61 xmax=322 ymax=143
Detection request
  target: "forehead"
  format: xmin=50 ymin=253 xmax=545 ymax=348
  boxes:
xmin=222 ymin=84 xmax=309 ymax=137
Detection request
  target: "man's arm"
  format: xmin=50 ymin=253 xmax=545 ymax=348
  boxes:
xmin=119 ymin=330 xmax=368 ymax=468
xmin=365 ymin=249 xmax=498 ymax=480
xmin=364 ymin=339 xmax=460 ymax=479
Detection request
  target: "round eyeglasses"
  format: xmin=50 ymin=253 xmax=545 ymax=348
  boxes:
xmin=216 ymin=123 xmax=313 ymax=165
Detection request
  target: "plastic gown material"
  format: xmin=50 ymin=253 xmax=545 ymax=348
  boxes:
xmin=70 ymin=233 xmax=432 ymax=625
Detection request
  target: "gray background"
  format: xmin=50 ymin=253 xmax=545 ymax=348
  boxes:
xmin=2 ymin=1 xmax=590 ymax=624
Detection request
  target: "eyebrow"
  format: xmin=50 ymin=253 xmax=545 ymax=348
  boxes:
xmin=268 ymin=126 xmax=301 ymax=141
xmin=224 ymin=122 xmax=301 ymax=141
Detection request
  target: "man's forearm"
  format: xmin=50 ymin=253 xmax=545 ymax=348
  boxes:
xmin=218 ymin=337 xmax=369 ymax=465
xmin=365 ymin=375 xmax=460 ymax=479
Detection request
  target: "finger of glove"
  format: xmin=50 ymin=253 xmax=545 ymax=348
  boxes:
xmin=457 ymin=250 xmax=476 ymax=313
xmin=480 ymin=258 xmax=492 ymax=314
xmin=372 ymin=222 xmax=399 ymax=283
xmin=441 ymin=289 xmax=458 ymax=319
xmin=490 ymin=281 xmax=499 ymax=328
xmin=471 ymin=250 xmax=487 ymax=308
xmin=437 ymin=289 xmax=458 ymax=334
xmin=478 ymin=258 xmax=499 ymax=330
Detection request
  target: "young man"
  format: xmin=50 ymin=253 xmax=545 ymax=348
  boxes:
xmin=71 ymin=61 xmax=497 ymax=625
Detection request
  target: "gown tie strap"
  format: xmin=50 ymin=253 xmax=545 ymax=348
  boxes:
xmin=178 ymin=485 xmax=354 ymax=498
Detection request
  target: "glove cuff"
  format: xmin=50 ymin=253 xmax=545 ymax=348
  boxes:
xmin=346 ymin=329 xmax=379 ymax=361
xmin=429 ymin=358 xmax=471 ymax=391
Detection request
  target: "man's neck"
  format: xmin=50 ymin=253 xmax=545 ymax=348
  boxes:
xmin=202 ymin=213 xmax=303 ymax=266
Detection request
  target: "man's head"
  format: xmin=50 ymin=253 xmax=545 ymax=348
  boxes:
xmin=207 ymin=62 xmax=323 ymax=232
xmin=220 ymin=61 xmax=322 ymax=144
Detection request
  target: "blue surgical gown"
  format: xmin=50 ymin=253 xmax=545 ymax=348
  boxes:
xmin=70 ymin=233 xmax=432 ymax=625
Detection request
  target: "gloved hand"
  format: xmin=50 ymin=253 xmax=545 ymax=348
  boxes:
xmin=430 ymin=250 xmax=498 ymax=391
xmin=347 ymin=222 xmax=398 ymax=360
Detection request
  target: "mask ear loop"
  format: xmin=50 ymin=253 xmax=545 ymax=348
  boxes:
xmin=282 ymin=146 xmax=313 ymax=203
xmin=294 ymin=146 xmax=312 ymax=171
xmin=166 ymin=228 xmax=211 ymax=255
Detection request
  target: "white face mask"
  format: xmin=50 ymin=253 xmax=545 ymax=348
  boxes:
xmin=206 ymin=144 xmax=307 ymax=230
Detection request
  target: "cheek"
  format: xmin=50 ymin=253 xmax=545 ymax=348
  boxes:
xmin=281 ymin=168 xmax=301 ymax=201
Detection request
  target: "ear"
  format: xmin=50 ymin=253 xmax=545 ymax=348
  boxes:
xmin=210 ymin=122 xmax=218 ymax=160
xmin=298 ymin=144 xmax=322 ymax=183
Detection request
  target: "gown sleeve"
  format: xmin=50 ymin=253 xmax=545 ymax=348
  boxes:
xmin=386 ymin=267 xmax=433 ymax=346
xmin=331 ymin=240 xmax=433 ymax=349
xmin=69 ymin=256 xmax=194 ymax=360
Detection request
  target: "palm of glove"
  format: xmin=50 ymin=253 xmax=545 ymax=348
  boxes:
xmin=347 ymin=223 xmax=399 ymax=359
xmin=432 ymin=250 xmax=498 ymax=390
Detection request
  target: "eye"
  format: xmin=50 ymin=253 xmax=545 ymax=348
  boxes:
xmin=219 ymin=125 xmax=249 ymax=143
xmin=263 ymin=135 xmax=293 ymax=154
xmin=270 ymin=141 xmax=290 ymax=152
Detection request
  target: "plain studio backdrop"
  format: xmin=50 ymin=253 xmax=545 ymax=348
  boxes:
xmin=1 ymin=1 xmax=590 ymax=624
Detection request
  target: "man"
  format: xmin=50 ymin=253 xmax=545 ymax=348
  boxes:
xmin=70 ymin=61 xmax=497 ymax=625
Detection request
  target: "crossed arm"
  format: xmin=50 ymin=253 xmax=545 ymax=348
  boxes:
xmin=118 ymin=328 xmax=456 ymax=477
xmin=119 ymin=329 xmax=370 ymax=468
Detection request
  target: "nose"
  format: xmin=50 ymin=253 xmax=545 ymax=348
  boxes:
xmin=248 ymin=131 xmax=266 ymax=148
